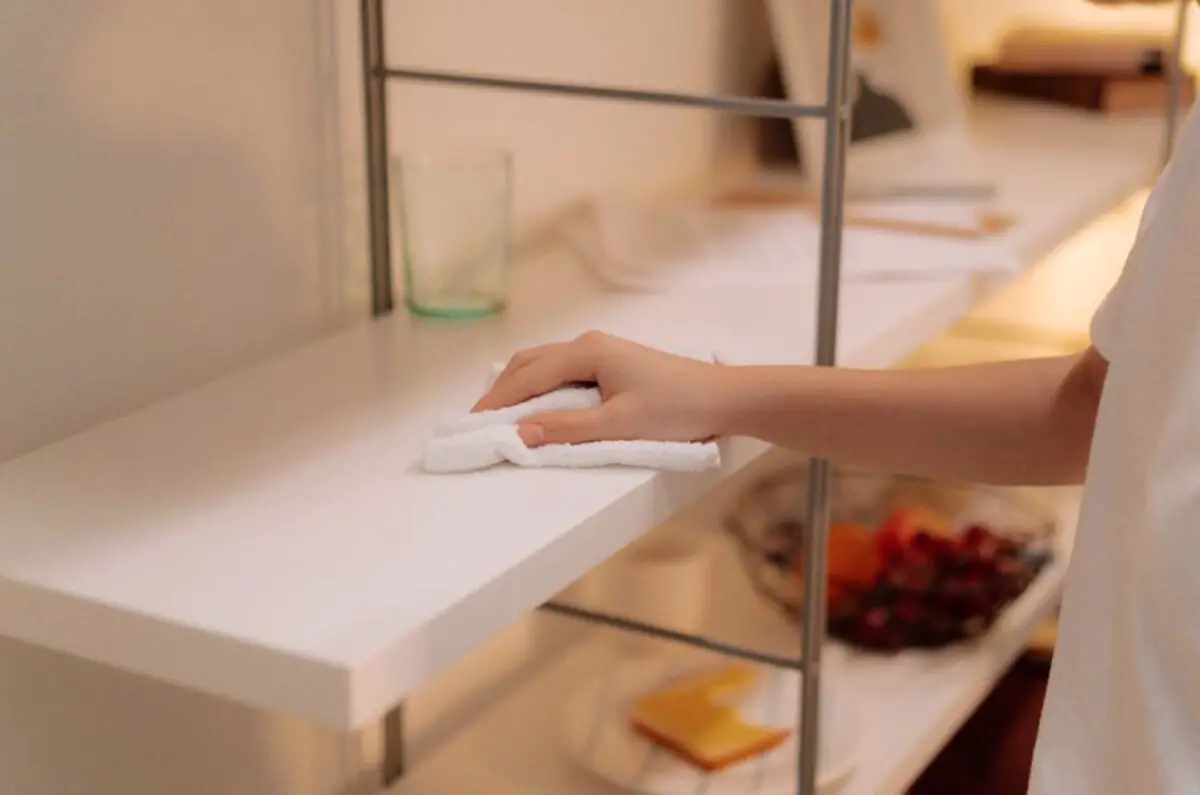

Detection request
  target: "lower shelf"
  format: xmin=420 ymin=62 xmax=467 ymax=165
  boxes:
xmin=391 ymin=486 xmax=1080 ymax=795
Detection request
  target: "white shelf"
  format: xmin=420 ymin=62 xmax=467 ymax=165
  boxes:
xmin=0 ymin=100 xmax=1156 ymax=730
xmin=389 ymin=479 xmax=1081 ymax=795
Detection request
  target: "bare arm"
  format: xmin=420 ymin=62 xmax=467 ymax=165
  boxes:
xmin=477 ymin=334 xmax=1109 ymax=487
xmin=715 ymin=348 xmax=1109 ymax=486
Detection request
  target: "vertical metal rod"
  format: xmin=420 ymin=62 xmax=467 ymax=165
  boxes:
xmin=364 ymin=8 xmax=399 ymax=780
xmin=361 ymin=0 xmax=394 ymax=316
xmin=381 ymin=704 xmax=405 ymax=786
xmin=798 ymin=0 xmax=855 ymax=793
xmin=1163 ymin=0 xmax=1189 ymax=166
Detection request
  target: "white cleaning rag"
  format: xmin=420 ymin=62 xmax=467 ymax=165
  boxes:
xmin=422 ymin=362 xmax=721 ymax=474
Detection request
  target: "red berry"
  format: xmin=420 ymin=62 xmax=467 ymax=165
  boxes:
xmin=907 ymin=564 xmax=935 ymax=592
xmin=882 ymin=565 xmax=911 ymax=591
xmin=895 ymin=597 xmax=923 ymax=623
xmin=876 ymin=630 xmax=906 ymax=652
xmin=962 ymin=524 xmax=991 ymax=548
xmin=865 ymin=607 xmax=889 ymax=631
xmin=877 ymin=528 xmax=905 ymax=561
xmin=928 ymin=535 xmax=958 ymax=561
xmin=910 ymin=530 xmax=935 ymax=552
xmin=962 ymin=564 xmax=987 ymax=585
xmin=974 ymin=536 xmax=1001 ymax=563
xmin=970 ymin=594 xmax=1000 ymax=619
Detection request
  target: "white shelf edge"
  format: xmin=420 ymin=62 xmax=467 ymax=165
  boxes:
xmin=345 ymin=435 xmax=775 ymax=727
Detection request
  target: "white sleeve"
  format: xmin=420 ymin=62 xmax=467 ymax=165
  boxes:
xmin=1091 ymin=106 xmax=1200 ymax=357
xmin=1090 ymin=192 xmax=1161 ymax=358
xmin=1089 ymin=273 xmax=1132 ymax=359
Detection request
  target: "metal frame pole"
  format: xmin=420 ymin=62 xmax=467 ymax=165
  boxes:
xmin=381 ymin=705 xmax=405 ymax=786
xmin=797 ymin=0 xmax=855 ymax=793
xmin=361 ymin=0 xmax=394 ymax=317
xmin=361 ymin=2 xmax=405 ymax=786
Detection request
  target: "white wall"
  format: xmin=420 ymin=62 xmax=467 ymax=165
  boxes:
xmin=0 ymin=0 xmax=351 ymax=461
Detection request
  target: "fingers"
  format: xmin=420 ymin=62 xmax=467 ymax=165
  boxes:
xmin=472 ymin=344 xmax=561 ymax=412
xmin=517 ymin=403 xmax=626 ymax=447
xmin=491 ymin=343 xmax=560 ymax=385
xmin=472 ymin=339 xmax=600 ymax=412
xmin=488 ymin=351 xmax=595 ymax=410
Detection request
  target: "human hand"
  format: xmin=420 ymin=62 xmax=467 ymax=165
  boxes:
xmin=472 ymin=332 xmax=730 ymax=447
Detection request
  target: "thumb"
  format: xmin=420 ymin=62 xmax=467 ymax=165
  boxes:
xmin=518 ymin=404 xmax=624 ymax=447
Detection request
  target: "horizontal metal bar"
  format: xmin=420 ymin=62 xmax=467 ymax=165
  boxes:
xmin=847 ymin=183 xmax=997 ymax=201
xmin=540 ymin=601 xmax=805 ymax=671
xmin=383 ymin=66 xmax=827 ymax=119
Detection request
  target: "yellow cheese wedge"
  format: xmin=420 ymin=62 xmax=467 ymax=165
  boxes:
xmin=630 ymin=664 xmax=791 ymax=772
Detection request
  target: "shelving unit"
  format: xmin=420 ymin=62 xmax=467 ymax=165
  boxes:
xmin=0 ymin=3 xmax=1186 ymax=795
xmin=0 ymin=198 xmax=1129 ymax=793
xmin=355 ymin=3 xmax=1186 ymax=795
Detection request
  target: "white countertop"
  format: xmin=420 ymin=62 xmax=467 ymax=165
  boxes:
xmin=0 ymin=100 xmax=1157 ymax=729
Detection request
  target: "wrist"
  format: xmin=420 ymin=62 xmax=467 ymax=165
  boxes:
xmin=706 ymin=365 xmax=770 ymax=439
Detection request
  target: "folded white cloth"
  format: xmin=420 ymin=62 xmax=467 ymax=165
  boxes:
xmin=422 ymin=363 xmax=721 ymax=474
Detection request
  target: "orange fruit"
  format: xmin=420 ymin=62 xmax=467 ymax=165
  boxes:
xmin=795 ymin=522 xmax=883 ymax=606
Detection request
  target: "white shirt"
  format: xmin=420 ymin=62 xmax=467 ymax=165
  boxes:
xmin=1029 ymin=109 xmax=1200 ymax=793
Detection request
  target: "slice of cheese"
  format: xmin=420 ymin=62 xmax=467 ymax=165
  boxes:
xmin=630 ymin=664 xmax=790 ymax=772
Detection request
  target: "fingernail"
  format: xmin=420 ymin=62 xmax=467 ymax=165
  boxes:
xmin=518 ymin=423 xmax=545 ymax=447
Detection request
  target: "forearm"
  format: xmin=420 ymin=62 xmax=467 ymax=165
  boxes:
xmin=716 ymin=351 xmax=1107 ymax=486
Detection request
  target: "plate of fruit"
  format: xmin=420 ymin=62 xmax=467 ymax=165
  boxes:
xmin=724 ymin=464 xmax=1057 ymax=652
